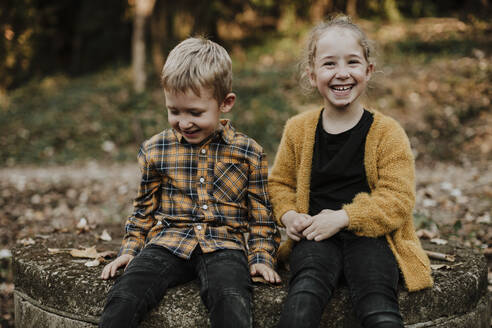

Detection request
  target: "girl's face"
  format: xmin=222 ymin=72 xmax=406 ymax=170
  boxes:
xmin=309 ymin=27 xmax=373 ymax=112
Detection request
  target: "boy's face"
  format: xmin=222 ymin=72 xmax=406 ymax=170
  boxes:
xmin=165 ymin=87 xmax=235 ymax=144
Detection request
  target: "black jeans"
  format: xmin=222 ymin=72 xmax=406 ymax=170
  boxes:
xmin=278 ymin=232 xmax=403 ymax=328
xmin=99 ymin=245 xmax=252 ymax=328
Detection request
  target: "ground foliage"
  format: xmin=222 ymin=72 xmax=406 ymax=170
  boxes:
xmin=0 ymin=18 xmax=491 ymax=327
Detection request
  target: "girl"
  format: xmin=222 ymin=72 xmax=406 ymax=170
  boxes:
xmin=269 ymin=16 xmax=433 ymax=328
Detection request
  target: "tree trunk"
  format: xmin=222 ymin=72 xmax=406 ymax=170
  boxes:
xmin=132 ymin=0 xmax=155 ymax=93
xmin=346 ymin=0 xmax=358 ymax=18
xmin=309 ymin=0 xmax=333 ymax=23
xmin=382 ymin=0 xmax=401 ymax=22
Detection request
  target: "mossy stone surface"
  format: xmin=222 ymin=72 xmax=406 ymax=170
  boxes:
xmin=13 ymin=232 xmax=490 ymax=327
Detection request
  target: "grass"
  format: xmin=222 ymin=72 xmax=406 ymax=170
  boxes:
xmin=0 ymin=65 xmax=297 ymax=165
xmin=1 ymin=17 xmax=490 ymax=166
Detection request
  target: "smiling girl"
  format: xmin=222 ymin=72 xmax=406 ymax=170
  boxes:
xmin=269 ymin=16 xmax=433 ymax=328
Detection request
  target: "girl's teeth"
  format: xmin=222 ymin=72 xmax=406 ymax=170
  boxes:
xmin=333 ymin=86 xmax=351 ymax=91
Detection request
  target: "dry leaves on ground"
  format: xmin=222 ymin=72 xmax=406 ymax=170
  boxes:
xmin=48 ymin=245 xmax=117 ymax=267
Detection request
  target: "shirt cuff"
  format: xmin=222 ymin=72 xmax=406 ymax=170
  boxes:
xmin=118 ymin=244 xmax=142 ymax=257
xmin=248 ymin=251 xmax=276 ymax=269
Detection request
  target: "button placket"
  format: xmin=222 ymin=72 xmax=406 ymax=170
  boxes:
xmin=196 ymin=145 xmax=209 ymax=220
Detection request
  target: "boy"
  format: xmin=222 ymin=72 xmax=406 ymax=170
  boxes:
xmin=99 ymin=37 xmax=281 ymax=328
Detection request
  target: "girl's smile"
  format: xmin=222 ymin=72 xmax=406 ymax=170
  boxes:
xmin=330 ymin=84 xmax=354 ymax=96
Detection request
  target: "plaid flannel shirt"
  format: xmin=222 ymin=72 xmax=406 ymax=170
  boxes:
xmin=120 ymin=120 xmax=279 ymax=268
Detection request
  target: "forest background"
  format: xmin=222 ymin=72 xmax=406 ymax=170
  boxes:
xmin=0 ymin=0 xmax=491 ymax=327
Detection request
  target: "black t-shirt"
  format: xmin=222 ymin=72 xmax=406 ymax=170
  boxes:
xmin=309 ymin=109 xmax=374 ymax=216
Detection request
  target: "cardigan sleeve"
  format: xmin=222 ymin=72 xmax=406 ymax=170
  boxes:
xmin=344 ymin=120 xmax=416 ymax=237
xmin=268 ymin=120 xmax=299 ymax=227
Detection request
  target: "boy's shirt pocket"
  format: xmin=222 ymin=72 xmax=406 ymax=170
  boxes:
xmin=213 ymin=162 xmax=249 ymax=203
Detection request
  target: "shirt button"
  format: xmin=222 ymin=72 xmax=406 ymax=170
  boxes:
xmin=199 ymin=177 xmax=205 ymax=183
xmin=202 ymin=204 xmax=208 ymax=210
xmin=201 ymin=149 xmax=206 ymax=154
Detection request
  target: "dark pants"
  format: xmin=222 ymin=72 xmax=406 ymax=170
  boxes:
xmin=99 ymin=245 xmax=252 ymax=328
xmin=278 ymin=232 xmax=403 ymax=328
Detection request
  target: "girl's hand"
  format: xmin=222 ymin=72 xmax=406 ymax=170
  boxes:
xmin=100 ymin=254 xmax=135 ymax=280
xmin=281 ymin=210 xmax=312 ymax=241
xmin=302 ymin=209 xmax=349 ymax=241
xmin=250 ymin=263 xmax=282 ymax=284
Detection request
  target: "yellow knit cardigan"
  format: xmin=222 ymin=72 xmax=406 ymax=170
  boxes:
xmin=268 ymin=108 xmax=433 ymax=291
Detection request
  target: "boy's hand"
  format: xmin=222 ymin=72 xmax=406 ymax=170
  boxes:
xmin=281 ymin=210 xmax=312 ymax=241
xmin=302 ymin=209 xmax=349 ymax=241
xmin=250 ymin=263 xmax=281 ymax=284
xmin=100 ymin=254 xmax=135 ymax=280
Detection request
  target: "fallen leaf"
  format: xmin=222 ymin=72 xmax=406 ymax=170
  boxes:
xmin=476 ymin=213 xmax=490 ymax=224
xmin=0 ymin=249 xmax=12 ymax=259
xmin=450 ymin=188 xmax=462 ymax=198
xmin=430 ymin=238 xmax=448 ymax=245
xmin=48 ymin=246 xmax=116 ymax=261
xmin=440 ymin=182 xmax=453 ymax=191
xmin=425 ymin=250 xmax=455 ymax=262
xmin=416 ymin=229 xmax=437 ymax=239
xmin=48 ymin=248 xmax=62 ymax=254
xmin=99 ymin=229 xmax=112 ymax=241
xmin=251 ymin=276 xmax=268 ymax=284
xmin=0 ymin=283 xmax=14 ymax=293
xmin=17 ymin=238 xmax=35 ymax=246
xmin=422 ymin=198 xmax=437 ymax=207
xmin=48 ymin=248 xmax=73 ymax=254
xmin=52 ymin=227 xmax=69 ymax=233
xmin=77 ymin=218 xmax=88 ymax=229
xmin=84 ymin=258 xmax=101 ymax=267
xmin=431 ymin=264 xmax=449 ymax=270
xmin=76 ymin=218 xmax=92 ymax=233
xmin=35 ymin=234 xmax=51 ymax=239
xmin=70 ymin=246 xmax=98 ymax=259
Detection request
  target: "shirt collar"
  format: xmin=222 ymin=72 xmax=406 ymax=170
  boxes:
xmin=174 ymin=119 xmax=235 ymax=145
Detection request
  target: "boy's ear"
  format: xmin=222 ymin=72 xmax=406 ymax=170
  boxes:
xmin=220 ymin=93 xmax=236 ymax=113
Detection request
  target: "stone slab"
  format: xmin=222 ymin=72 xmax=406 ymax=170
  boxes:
xmin=12 ymin=232 xmax=490 ymax=327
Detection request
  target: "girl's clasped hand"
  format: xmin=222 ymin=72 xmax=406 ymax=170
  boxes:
xmin=281 ymin=209 xmax=349 ymax=242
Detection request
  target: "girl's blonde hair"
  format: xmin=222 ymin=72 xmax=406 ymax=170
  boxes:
xmin=161 ymin=37 xmax=232 ymax=103
xmin=299 ymin=15 xmax=375 ymax=93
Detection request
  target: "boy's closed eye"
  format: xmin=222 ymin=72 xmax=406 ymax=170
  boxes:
xmin=190 ymin=111 xmax=202 ymax=117
xmin=168 ymin=108 xmax=203 ymax=117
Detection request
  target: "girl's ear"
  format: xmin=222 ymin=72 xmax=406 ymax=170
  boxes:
xmin=308 ymin=68 xmax=317 ymax=87
xmin=220 ymin=93 xmax=236 ymax=113
xmin=365 ymin=63 xmax=374 ymax=82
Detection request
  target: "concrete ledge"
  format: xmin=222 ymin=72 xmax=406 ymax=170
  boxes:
xmin=12 ymin=232 xmax=490 ymax=327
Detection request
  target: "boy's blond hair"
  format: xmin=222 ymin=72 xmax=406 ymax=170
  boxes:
xmin=161 ymin=37 xmax=232 ymax=103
